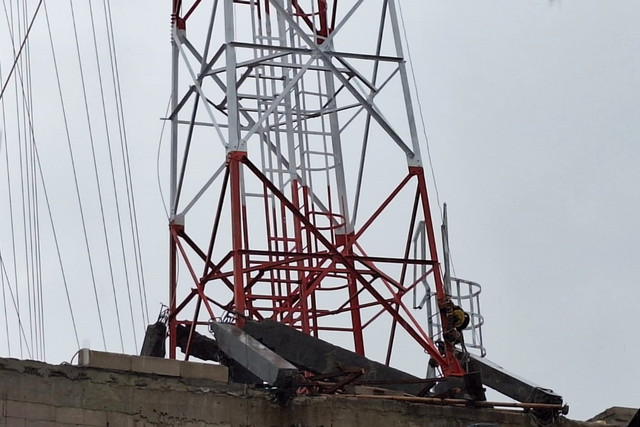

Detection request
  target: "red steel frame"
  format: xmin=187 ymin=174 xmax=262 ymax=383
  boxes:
xmin=168 ymin=0 xmax=465 ymax=377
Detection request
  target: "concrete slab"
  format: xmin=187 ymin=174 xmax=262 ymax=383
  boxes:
xmin=78 ymin=349 xmax=132 ymax=372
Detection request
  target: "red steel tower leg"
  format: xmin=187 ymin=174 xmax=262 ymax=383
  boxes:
xmin=169 ymin=223 xmax=179 ymax=360
xmin=229 ymin=151 xmax=247 ymax=327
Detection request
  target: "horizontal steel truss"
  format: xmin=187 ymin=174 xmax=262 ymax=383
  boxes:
xmin=169 ymin=151 xmax=464 ymax=376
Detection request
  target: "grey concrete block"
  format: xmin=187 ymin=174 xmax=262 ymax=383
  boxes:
xmin=78 ymin=348 xmax=132 ymax=372
xmin=76 ymin=349 xmax=230 ymax=382
xmin=130 ymin=355 xmax=180 ymax=377
xmin=179 ymin=360 xmax=228 ymax=383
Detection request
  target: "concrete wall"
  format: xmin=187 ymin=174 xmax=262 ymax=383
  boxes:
xmin=0 ymin=355 xmax=597 ymax=427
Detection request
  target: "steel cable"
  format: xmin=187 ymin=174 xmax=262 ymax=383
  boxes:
xmin=103 ymin=0 xmax=150 ymax=326
xmin=14 ymin=1 xmax=34 ymax=356
xmin=398 ymin=1 xmax=458 ymax=278
xmin=68 ymin=0 xmax=124 ymax=352
xmin=156 ymin=98 xmax=172 ymax=220
xmin=0 ymin=251 xmax=32 ymax=358
xmin=0 ymin=0 xmax=42 ymax=102
xmin=43 ymin=0 xmax=108 ymax=351
xmin=23 ymin=1 xmax=46 ymax=358
xmin=0 ymin=128 xmax=10 ymax=356
xmin=4 ymin=0 xmax=30 ymax=359
xmin=87 ymin=0 xmax=135 ymax=352
xmin=0 ymin=253 xmax=10 ymax=356
xmin=397 ymin=0 xmax=442 ymax=219
xmin=4 ymin=0 xmax=47 ymax=360
xmin=1 ymin=0 xmax=83 ymax=357
xmin=21 ymin=1 xmax=45 ymax=359
xmin=1 ymin=4 xmax=17 ymax=358
xmin=2 ymin=0 xmax=85 ymax=359
xmin=33 ymin=140 xmax=81 ymax=351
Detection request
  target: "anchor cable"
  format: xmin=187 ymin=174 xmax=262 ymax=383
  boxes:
xmin=103 ymin=0 xmax=150 ymax=326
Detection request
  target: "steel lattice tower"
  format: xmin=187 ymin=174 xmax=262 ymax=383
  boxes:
xmin=168 ymin=0 xmax=465 ymax=377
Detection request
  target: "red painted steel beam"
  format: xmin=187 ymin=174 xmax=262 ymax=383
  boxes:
xmin=412 ymin=166 xmax=463 ymax=375
xmin=169 ymin=222 xmax=180 ymax=359
xmin=228 ymin=151 xmax=247 ymax=327
xmin=241 ymin=155 xmax=460 ymax=373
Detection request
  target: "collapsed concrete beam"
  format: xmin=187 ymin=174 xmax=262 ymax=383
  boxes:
xmin=467 ymin=353 xmax=563 ymax=406
xmin=210 ymin=322 xmax=298 ymax=387
xmin=176 ymin=324 xmax=225 ymax=362
xmin=140 ymin=321 xmax=167 ymax=357
xmin=176 ymin=324 xmax=262 ymax=384
xmin=242 ymin=319 xmax=428 ymax=396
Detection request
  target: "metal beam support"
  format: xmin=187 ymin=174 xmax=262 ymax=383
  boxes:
xmin=387 ymin=0 xmax=423 ymax=164
xmin=224 ymin=0 xmax=242 ymax=152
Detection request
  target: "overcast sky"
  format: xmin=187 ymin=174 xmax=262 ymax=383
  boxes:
xmin=1 ymin=0 xmax=638 ymax=421
xmin=411 ymin=1 xmax=640 ymax=419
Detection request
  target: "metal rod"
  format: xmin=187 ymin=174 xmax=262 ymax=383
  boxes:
xmin=350 ymin=395 xmax=566 ymax=412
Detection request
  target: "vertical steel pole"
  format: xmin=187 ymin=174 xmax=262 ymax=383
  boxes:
xmin=224 ymin=0 xmax=246 ymax=326
xmin=169 ymin=224 xmax=179 ymax=359
xmin=168 ymin=3 xmax=181 ymax=360
xmin=229 ymin=152 xmax=246 ymax=325
xmin=324 ymin=73 xmax=352 ymax=237
xmin=224 ymin=0 xmax=242 ymax=152
xmin=387 ymin=0 xmax=422 ymax=168
xmin=441 ymin=203 xmax=452 ymax=296
xmin=170 ymin=10 xmax=180 ymax=217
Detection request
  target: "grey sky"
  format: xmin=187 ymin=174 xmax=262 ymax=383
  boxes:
xmin=0 ymin=1 xmax=638 ymax=421
xmin=409 ymin=1 xmax=640 ymax=418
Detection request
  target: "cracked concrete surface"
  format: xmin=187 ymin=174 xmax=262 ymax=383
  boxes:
xmin=0 ymin=357 xmax=603 ymax=426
